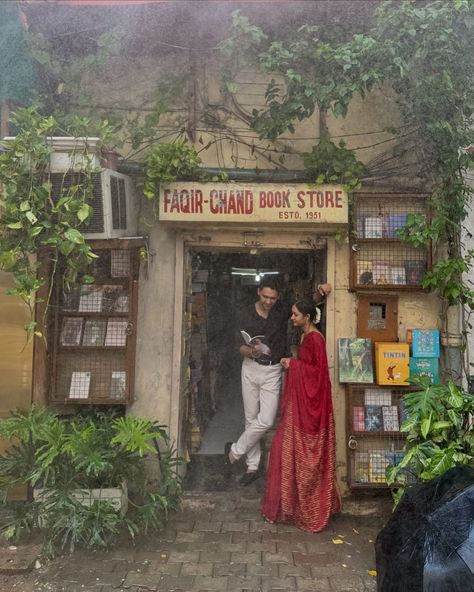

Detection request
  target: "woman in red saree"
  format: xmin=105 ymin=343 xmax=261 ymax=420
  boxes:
xmin=262 ymin=298 xmax=340 ymax=532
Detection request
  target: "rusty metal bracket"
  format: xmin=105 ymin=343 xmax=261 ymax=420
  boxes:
xmin=242 ymin=232 xmax=264 ymax=247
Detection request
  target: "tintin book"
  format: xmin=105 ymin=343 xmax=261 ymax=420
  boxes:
xmin=375 ymin=342 xmax=410 ymax=386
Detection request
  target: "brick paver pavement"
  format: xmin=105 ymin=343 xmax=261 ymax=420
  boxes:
xmin=0 ymin=488 xmax=387 ymax=592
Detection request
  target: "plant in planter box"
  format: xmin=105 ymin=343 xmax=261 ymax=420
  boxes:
xmin=0 ymin=406 xmax=182 ymax=555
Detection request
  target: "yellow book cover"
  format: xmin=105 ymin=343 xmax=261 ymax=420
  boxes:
xmin=375 ymin=342 xmax=410 ymax=385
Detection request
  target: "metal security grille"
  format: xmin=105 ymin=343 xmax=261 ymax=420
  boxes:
xmin=51 ymin=248 xmax=132 ymax=404
xmin=50 ymin=172 xmax=105 ymax=233
xmin=346 ymin=385 xmax=415 ymax=488
xmin=351 ymin=194 xmax=430 ymax=290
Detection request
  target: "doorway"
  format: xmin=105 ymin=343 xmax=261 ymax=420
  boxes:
xmin=182 ymin=246 xmax=327 ymax=469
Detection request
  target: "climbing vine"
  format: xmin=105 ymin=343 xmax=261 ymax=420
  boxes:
xmin=220 ymin=0 xmax=474 ymax=365
xmin=0 ymin=106 xmax=114 ymax=337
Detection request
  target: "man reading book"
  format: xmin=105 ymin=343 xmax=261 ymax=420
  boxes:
xmin=225 ymin=277 xmax=331 ymax=485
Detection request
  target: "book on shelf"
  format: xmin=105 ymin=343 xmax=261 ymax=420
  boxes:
xmin=82 ymin=319 xmax=107 ymax=346
xmin=102 ymin=285 xmax=129 ymax=314
xmin=61 ymin=288 xmax=81 ymax=311
xmin=356 ymin=215 xmax=366 ymax=239
xmin=382 ymin=405 xmax=400 ymax=431
xmin=400 ymin=399 xmax=408 ymax=423
xmin=372 ymin=261 xmax=391 ymax=285
xmin=364 ymin=216 xmax=384 ymax=239
xmin=364 ymin=388 xmax=392 ymax=406
xmin=386 ymin=213 xmax=407 ymax=238
xmin=412 ymin=329 xmax=440 ymax=358
xmin=368 ymin=450 xmax=393 ymax=484
xmin=337 ymin=338 xmax=374 ymax=384
xmin=110 ymin=249 xmax=130 ymax=278
xmin=365 ymin=405 xmax=383 ymax=431
xmin=354 ymin=452 xmax=370 ymax=483
xmin=110 ymin=371 xmax=127 ymax=400
xmin=352 ymin=406 xmax=365 ymax=431
xmin=390 ymin=266 xmax=406 ymax=285
xmin=410 ymin=357 xmax=439 ymax=384
xmin=104 ymin=318 xmax=128 ymax=346
xmin=78 ymin=285 xmax=103 ymax=313
xmin=60 ymin=316 xmax=83 ymax=346
xmin=69 ymin=371 xmax=91 ymax=399
xmin=405 ymin=260 xmax=427 ymax=285
xmin=375 ymin=342 xmax=410 ymax=386
xmin=357 ymin=260 xmax=373 ymax=285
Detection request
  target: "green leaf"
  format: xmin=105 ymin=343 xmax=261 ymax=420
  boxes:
xmin=77 ymin=204 xmax=91 ymax=223
xmin=64 ymin=229 xmax=85 ymax=244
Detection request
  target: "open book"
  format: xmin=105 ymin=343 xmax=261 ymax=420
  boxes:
xmin=241 ymin=331 xmax=271 ymax=360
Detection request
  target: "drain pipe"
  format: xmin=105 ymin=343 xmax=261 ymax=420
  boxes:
xmin=118 ymin=160 xmax=313 ymax=183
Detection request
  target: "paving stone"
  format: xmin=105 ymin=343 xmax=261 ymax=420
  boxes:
xmin=249 ymin=520 xmax=278 ymax=533
xmin=194 ymin=520 xmax=223 ymax=533
xmin=166 ymin=551 xmax=200 ymax=563
xmin=230 ymin=551 xmax=262 ymax=564
xmin=226 ymin=575 xmax=263 ymax=591
xmin=328 ymin=574 xmax=366 ymax=591
xmin=294 ymin=552 xmax=339 ymax=566
xmin=213 ymin=562 xmax=246 ymax=577
xmin=155 ymin=574 xmax=195 ymax=591
xmin=261 ymin=576 xmax=297 ymax=591
xmin=123 ymin=570 xmax=163 ymax=589
xmin=199 ymin=550 xmax=231 ymax=563
xmin=246 ymin=540 xmax=277 ymax=553
xmin=193 ymin=575 xmax=229 ymax=590
xmin=296 ymin=576 xmax=331 ymax=591
xmin=232 ymin=532 xmax=263 ymax=543
xmin=180 ymin=562 xmax=213 ymax=576
xmin=276 ymin=540 xmax=308 ymax=553
xmin=221 ymin=521 xmax=251 ymax=533
xmin=246 ymin=562 xmax=279 ymax=577
xmin=146 ymin=563 xmax=182 ymax=576
xmin=263 ymin=550 xmax=293 ymax=564
xmin=279 ymin=563 xmax=312 ymax=578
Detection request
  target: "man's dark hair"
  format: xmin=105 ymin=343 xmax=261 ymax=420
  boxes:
xmin=258 ymin=276 xmax=281 ymax=292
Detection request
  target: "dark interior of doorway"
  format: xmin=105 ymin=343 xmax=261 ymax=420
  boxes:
xmin=183 ymin=248 xmax=326 ymax=491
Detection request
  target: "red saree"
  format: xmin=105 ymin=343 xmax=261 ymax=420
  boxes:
xmin=262 ymin=330 xmax=340 ymax=532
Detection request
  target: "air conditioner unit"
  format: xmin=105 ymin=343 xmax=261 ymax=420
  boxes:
xmin=50 ymin=169 xmax=138 ymax=239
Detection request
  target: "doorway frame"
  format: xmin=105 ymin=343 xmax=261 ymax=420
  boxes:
xmin=168 ymin=228 xmax=336 ymax=459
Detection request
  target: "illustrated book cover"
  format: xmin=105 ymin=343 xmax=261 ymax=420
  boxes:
xmin=352 ymin=406 xmax=365 ymax=431
xmin=105 ymin=319 xmax=128 ymax=346
xmin=368 ymin=450 xmax=394 ymax=484
xmin=382 ymin=405 xmax=400 ymax=431
xmin=364 ymin=388 xmax=392 ymax=406
xmin=337 ymin=338 xmax=374 ymax=383
xmin=110 ymin=371 xmax=127 ymax=400
xmin=60 ymin=317 xmax=83 ymax=346
xmin=405 ymin=260 xmax=427 ymax=286
xmin=69 ymin=371 xmax=91 ymax=399
xmin=410 ymin=357 xmax=439 ymax=384
xmin=354 ymin=452 xmax=369 ymax=483
xmin=364 ymin=216 xmax=384 ymax=238
xmin=375 ymin=342 xmax=410 ymax=386
xmin=365 ymin=405 xmax=383 ymax=431
xmin=82 ymin=319 xmax=107 ymax=347
xmin=78 ymin=285 xmax=103 ymax=313
xmin=412 ymin=329 xmax=440 ymax=358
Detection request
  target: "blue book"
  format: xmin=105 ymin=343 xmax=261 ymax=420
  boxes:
xmin=412 ymin=329 xmax=440 ymax=358
xmin=365 ymin=405 xmax=383 ymax=432
xmin=387 ymin=213 xmax=407 ymax=238
xmin=410 ymin=357 xmax=439 ymax=384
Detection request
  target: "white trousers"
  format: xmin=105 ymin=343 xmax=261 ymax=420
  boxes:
xmin=231 ymin=357 xmax=282 ymax=471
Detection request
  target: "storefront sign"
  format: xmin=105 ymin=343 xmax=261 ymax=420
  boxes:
xmin=159 ymin=182 xmax=348 ymax=224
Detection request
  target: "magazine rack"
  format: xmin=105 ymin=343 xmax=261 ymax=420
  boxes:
xmin=350 ymin=193 xmax=431 ymax=291
xmin=49 ymin=240 xmax=142 ymax=404
xmin=346 ymin=384 xmax=414 ymax=489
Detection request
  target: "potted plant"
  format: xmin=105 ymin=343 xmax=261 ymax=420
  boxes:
xmin=0 ymin=406 xmax=182 ymax=555
xmin=386 ymin=377 xmax=474 ymax=506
